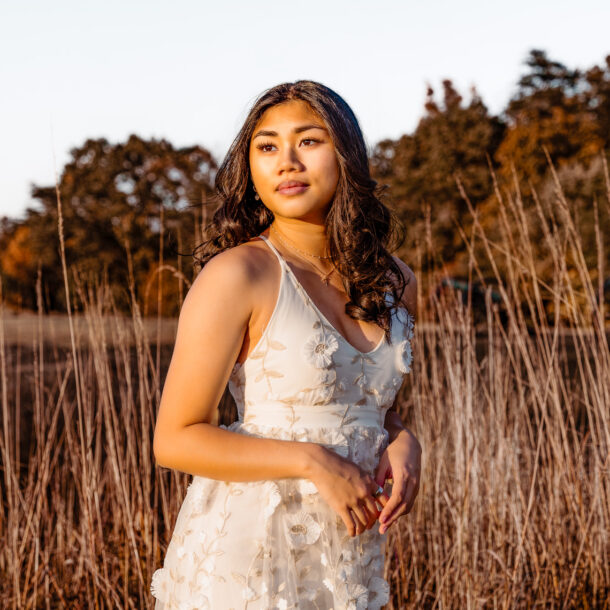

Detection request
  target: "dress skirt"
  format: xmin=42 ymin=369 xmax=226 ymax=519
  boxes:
xmin=151 ymin=421 xmax=392 ymax=610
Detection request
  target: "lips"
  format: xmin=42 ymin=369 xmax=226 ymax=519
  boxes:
xmin=277 ymin=180 xmax=309 ymax=193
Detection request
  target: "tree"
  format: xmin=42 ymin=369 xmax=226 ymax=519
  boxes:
xmin=496 ymin=49 xmax=603 ymax=182
xmin=583 ymin=55 xmax=610 ymax=150
xmin=1 ymin=135 xmax=216 ymax=313
xmin=370 ymin=80 xmax=504 ymax=271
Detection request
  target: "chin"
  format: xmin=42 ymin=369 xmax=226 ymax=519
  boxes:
xmin=272 ymin=199 xmax=331 ymax=217
xmin=277 ymin=209 xmax=320 ymax=219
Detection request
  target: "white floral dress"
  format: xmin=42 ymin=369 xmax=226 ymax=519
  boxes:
xmin=151 ymin=234 xmax=415 ymax=610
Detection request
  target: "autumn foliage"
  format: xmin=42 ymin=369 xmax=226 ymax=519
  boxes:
xmin=1 ymin=49 xmax=609 ymax=314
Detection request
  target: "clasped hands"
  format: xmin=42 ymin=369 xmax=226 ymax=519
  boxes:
xmin=309 ymin=427 xmax=421 ymax=537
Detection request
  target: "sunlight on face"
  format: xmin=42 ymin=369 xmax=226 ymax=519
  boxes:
xmin=248 ymin=100 xmax=340 ymax=225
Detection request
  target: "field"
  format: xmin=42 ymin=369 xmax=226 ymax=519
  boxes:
xmin=0 ymin=171 xmax=609 ymax=608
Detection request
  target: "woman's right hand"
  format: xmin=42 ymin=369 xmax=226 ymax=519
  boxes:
xmin=306 ymin=444 xmax=389 ymax=536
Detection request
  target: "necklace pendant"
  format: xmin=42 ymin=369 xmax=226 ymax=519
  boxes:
xmin=321 ymin=270 xmax=333 ymax=285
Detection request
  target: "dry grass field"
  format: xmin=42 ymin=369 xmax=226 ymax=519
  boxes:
xmin=0 ymin=167 xmax=609 ymax=608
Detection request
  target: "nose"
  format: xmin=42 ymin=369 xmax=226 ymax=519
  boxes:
xmin=277 ymin=143 xmax=305 ymax=174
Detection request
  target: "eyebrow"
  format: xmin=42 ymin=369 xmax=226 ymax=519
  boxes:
xmin=252 ymin=124 xmax=328 ymax=139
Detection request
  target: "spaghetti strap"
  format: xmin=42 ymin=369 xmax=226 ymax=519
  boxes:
xmin=257 ymin=233 xmax=286 ymax=269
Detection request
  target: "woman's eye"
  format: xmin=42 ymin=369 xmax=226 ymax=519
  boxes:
xmin=255 ymin=138 xmax=321 ymax=152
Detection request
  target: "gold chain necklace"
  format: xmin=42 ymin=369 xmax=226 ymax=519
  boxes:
xmin=270 ymin=223 xmax=331 ymax=259
xmin=270 ymin=224 xmax=336 ymax=285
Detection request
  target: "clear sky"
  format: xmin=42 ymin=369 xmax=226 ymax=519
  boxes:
xmin=1 ymin=0 xmax=609 ymax=219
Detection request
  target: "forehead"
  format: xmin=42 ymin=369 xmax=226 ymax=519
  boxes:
xmin=253 ymin=99 xmax=324 ymax=131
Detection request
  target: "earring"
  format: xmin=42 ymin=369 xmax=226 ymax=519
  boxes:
xmin=254 ymin=190 xmax=260 ymax=201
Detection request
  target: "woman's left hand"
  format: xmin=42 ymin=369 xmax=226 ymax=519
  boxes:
xmin=373 ymin=428 xmax=421 ymax=534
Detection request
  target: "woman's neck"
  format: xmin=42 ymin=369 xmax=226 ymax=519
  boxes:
xmin=267 ymin=221 xmax=330 ymax=259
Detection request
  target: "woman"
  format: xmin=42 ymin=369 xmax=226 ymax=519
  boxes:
xmin=151 ymin=80 xmax=421 ymax=609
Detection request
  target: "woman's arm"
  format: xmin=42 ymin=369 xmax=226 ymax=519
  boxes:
xmin=156 ymin=419 xmax=322 ymax=482
xmin=152 ymin=246 xmax=322 ymax=482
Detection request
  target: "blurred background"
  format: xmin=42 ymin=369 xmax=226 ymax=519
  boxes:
xmin=0 ymin=1 xmax=609 ymax=608
xmin=1 ymin=0 xmax=609 ymax=316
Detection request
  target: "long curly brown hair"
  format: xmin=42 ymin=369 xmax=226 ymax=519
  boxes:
xmin=193 ymin=79 xmax=409 ymax=342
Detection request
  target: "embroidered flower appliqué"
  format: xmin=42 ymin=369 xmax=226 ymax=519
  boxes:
xmin=367 ymin=576 xmax=390 ymax=610
xmin=396 ymin=338 xmax=413 ymax=374
xmin=374 ymin=384 xmax=396 ymax=410
xmin=150 ymin=569 xmax=169 ymax=602
xmin=302 ymin=332 xmax=339 ymax=368
xmin=285 ymin=511 xmax=322 ymax=548
xmin=345 ymin=582 xmax=369 ymax=610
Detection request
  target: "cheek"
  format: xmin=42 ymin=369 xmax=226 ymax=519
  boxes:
xmin=249 ymin=156 xmax=268 ymax=189
xmin=320 ymin=154 xmax=340 ymax=191
xmin=252 ymin=154 xmax=276 ymax=172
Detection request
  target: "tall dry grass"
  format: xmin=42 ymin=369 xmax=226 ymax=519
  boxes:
xmin=0 ymin=158 xmax=608 ymax=608
xmin=382 ymin=158 xmax=610 ymax=608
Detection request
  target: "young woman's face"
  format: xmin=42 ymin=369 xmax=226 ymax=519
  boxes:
xmin=248 ymin=99 xmax=340 ymax=224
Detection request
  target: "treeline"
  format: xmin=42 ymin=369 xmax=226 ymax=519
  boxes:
xmin=1 ymin=49 xmax=609 ymax=315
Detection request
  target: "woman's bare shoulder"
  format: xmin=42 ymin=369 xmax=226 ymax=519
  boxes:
xmin=390 ymin=255 xmax=417 ymax=319
xmin=186 ymin=238 xmax=273 ymax=306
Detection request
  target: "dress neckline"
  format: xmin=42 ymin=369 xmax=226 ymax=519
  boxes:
xmin=257 ymin=234 xmax=386 ymax=357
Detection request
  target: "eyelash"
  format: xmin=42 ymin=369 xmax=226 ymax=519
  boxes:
xmin=255 ymin=138 xmax=321 ymax=152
